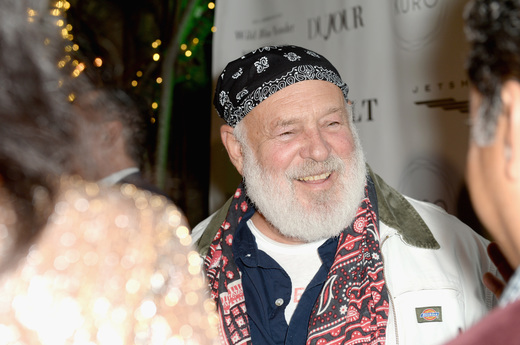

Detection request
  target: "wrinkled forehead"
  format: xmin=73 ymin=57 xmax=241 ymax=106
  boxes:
xmin=236 ymin=79 xmax=350 ymax=145
xmin=213 ymin=45 xmax=349 ymax=127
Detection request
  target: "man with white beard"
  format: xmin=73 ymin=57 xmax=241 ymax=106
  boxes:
xmin=192 ymin=45 xmax=497 ymax=345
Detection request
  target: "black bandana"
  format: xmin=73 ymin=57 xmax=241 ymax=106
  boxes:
xmin=213 ymin=45 xmax=349 ymax=127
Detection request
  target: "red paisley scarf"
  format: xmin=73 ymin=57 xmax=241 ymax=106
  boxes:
xmin=204 ymin=180 xmax=388 ymax=345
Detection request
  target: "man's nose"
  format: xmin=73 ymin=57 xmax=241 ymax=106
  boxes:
xmin=300 ymin=128 xmax=330 ymax=162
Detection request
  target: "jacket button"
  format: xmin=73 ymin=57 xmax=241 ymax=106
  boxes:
xmin=275 ymin=298 xmax=284 ymax=307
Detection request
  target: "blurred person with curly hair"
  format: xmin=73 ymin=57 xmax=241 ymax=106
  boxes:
xmin=0 ymin=0 xmax=217 ymax=343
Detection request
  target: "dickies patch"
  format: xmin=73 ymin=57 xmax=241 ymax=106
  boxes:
xmin=415 ymin=306 xmax=442 ymax=323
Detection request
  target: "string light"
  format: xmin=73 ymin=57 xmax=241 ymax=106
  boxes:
xmin=55 ymin=0 xmax=70 ymax=10
xmin=27 ymin=8 xmax=37 ymax=19
xmin=152 ymin=39 xmax=161 ymax=49
xmin=72 ymin=62 xmax=85 ymax=78
xmin=51 ymin=0 xmax=217 ymax=116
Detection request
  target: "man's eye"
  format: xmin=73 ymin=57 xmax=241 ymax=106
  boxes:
xmin=328 ymin=121 xmax=340 ymax=127
xmin=280 ymin=131 xmax=294 ymax=136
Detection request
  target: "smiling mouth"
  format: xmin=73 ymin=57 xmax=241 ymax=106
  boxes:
xmin=297 ymin=172 xmax=331 ymax=182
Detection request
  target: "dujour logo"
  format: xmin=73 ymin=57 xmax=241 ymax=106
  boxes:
xmin=393 ymin=0 xmax=446 ymax=51
xmin=307 ymin=6 xmax=364 ymax=41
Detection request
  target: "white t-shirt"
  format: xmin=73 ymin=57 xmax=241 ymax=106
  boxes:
xmin=247 ymin=219 xmax=325 ymax=324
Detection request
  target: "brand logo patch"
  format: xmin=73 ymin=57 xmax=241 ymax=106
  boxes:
xmin=415 ymin=306 xmax=442 ymax=323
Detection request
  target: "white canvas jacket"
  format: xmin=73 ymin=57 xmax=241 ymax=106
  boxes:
xmin=378 ymin=196 xmax=496 ymax=345
xmin=193 ymin=167 xmax=497 ymax=345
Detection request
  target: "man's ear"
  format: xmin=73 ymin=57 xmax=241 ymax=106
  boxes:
xmin=501 ymin=80 xmax=520 ymax=181
xmin=104 ymin=120 xmax=123 ymax=146
xmin=220 ymin=124 xmax=244 ymax=175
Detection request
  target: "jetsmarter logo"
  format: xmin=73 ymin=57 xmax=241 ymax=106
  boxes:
xmin=415 ymin=306 xmax=443 ymax=323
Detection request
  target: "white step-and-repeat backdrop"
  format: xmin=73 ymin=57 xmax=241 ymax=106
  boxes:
xmin=208 ymin=0 xmax=473 ymax=222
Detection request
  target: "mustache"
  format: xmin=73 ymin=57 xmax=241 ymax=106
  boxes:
xmin=285 ymin=155 xmax=345 ymax=179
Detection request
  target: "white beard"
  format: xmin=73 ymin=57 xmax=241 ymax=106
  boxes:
xmin=241 ymin=134 xmax=367 ymax=243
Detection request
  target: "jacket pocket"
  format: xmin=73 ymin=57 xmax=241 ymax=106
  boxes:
xmin=391 ymin=288 xmax=463 ymax=345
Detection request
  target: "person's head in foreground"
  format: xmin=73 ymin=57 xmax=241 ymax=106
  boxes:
xmin=0 ymin=1 xmax=218 ymax=343
xmin=215 ymin=45 xmax=367 ymax=244
xmin=465 ymin=0 xmax=520 ymax=268
xmin=0 ymin=0 xmax=82 ymax=260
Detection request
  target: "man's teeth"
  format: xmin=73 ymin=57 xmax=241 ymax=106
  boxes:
xmin=298 ymin=172 xmax=331 ymax=181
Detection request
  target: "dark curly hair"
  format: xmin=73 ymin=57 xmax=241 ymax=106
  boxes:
xmin=464 ymin=0 xmax=520 ymax=145
xmin=0 ymin=0 xmax=87 ymax=258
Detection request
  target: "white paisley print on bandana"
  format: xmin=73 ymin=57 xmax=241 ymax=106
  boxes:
xmin=284 ymin=52 xmax=301 ymax=61
xmin=254 ymin=56 xmax=269 ymax=73
xmin=305 ymin=50 xmax=321 ymax=58
xmin=232 ymin=68 xmax=243 ymax=79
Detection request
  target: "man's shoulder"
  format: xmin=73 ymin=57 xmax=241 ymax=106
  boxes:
xmin=405 ymin=196 xmax=483 ymax=237
xmin=369 ymin=166 xmax=482 ymax=242
xmin=191 ymin=196 xmax=234 ymax=256
xmin=405 ymin=195 xmax=454 ymax=216
xmin=118 ymin=170 xmax=171 ymax=200
xmin=191 ymin=212 xmax=217 ymax=243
